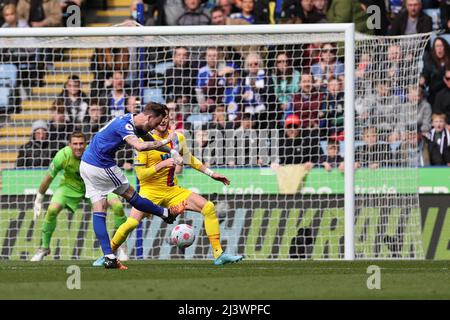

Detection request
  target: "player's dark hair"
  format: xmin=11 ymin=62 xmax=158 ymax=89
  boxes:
xmin=142 ymin=102 xmax=168 ymax=117
xmin=69 ymin=131 xmax=86 ymax=142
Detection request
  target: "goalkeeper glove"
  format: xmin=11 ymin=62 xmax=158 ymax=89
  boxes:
xmin=33 ymin=193 xmax=44 ymax=221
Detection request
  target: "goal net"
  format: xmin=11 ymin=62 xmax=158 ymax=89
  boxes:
xmin=0 ymin=26 xmax=430 ymax=260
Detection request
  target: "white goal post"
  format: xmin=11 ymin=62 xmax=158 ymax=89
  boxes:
xmin=0 ymin=25 xmax=429 ymax=261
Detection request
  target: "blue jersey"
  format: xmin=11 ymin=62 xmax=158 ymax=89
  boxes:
xmin=82 ymin=113 xmax=138 ymax=168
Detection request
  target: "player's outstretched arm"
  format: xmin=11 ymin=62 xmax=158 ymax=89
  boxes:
xmin=126 ymin=135 xmax=165 ymax=152
xmin=200 ymin=165 xmax=231 ymax=186
xmin=138 ymin=132 xmax=176 ymax=154
xmin=34 ymin=174 xmax=54 ymax=220
xmin=34 ymin=149 xmax=65 ymax=220
xmin=176 ymin=134 xmax=227 ymax=184
xmin=127 ymin=134 xmax=180 ymax=154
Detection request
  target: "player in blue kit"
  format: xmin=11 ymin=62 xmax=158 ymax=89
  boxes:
xmin=80 ymin=102 xmax=186 ymax=269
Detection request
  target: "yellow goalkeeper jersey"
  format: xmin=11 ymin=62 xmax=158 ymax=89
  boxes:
xmin=134 ymin=130 xmax=203 ymax=189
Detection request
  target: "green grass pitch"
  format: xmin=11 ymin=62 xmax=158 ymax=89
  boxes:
xmin=0 ymin=260 xmax=449 ymax=299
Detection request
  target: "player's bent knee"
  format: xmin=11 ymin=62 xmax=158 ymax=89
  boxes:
xmin=46 ymin=205 xmax=61 ymax=220
xmin=119 ymin=185 xmax=135 ymax=200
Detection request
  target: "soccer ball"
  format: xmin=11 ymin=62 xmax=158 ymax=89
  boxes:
xmin=170 ymin=224 xmax=195 ymax=249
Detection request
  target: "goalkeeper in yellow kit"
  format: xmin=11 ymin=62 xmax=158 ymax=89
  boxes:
xmin=103 ymin=115 xmax=243 ymax=265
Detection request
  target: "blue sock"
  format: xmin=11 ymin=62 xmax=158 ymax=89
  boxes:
xmin=128 ymin=192 xmax=166 ymax=217
xmin=93 ymin=212 xmax=113 ymax=256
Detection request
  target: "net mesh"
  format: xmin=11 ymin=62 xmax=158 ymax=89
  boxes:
xmin=0 ymin=30 xmax=430 ymax=260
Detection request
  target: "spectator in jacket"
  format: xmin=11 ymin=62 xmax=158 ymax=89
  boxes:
xmin=48 ymin=101 xmax=73 ymax=150
xmin=291 ymin=70 xmax=323 ymax=130
xmin=16 ymin=120 xmax=58 ymax=168
xmin=420 ymin=37 xmax=450 ymax=106
xmin=177 ymin=0 xmax=211 ymax=25
xmin=326 ymin=0 xmax=373 ymax=34
xmin=89 ymin=47 xmax=130 ymax=98
xmin=441 ymin=0 xmax=450 ymax=32
xmin=311 ymin=43 xmax=344 ymax=90
xmin=378 ymin=43 xmax=408 ymax=101
xmin=371 ymin=81 xmax=402 ymax=143
xmin=242 ymin=52 xmax=270 ymax=126
xmin=106 ymin=71 xmax=134 ymax=118
xmin=433 ymin=68 xmax=450 ymax=122
xmin=424 ymin=113 xmax=450 ymax=165
xmin=272 ymin=113 xmax=322 ymax=167
xmin=320 ymin=139 xmax=344 ymax=172
xmin=394 ymin=124 xmax=426 ymax=167
xmin=410 ymin=86 xmax=433 ymax=134
xmin=152 ymin=0 xmax=185 ymax=25
xmin=387 ymin=0 xmax=432 ymax=35
xmin=269 ymin=52 xmax=301 ymax=112
xmin=81 ymin=99 xmax=108 ymax=143
xmin=355 ymin=126 xmax=393 ymax=169
xmin=281 ymin=0 xmax=327 ymax=24
xmin=319 ymin=76 xmax=344 ymax=140
xmin=164 ymin=46 xmax=198 ymax=105
xmin=58 ymin=75 xmax=89 ymax=128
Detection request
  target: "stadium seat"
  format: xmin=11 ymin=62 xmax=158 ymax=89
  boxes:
xmin=22 ymin=100 xmax=53 ymax=111
xmin=0 ymin=138 xmax=28 ymax=147
xmin=44 ymin=73 xmax=94 ymax=84
xmin=0 ymin=126 xmax=32 ymax=137
xmin=10 ymin=113 xmax=52 ymax=121
xmin=142 ymin=87 xmax=166 ymax=104
xmin=0 ymin=152 xmax=18 ymax=163
xmin=67 ymin=49 xmax=95 ymax=59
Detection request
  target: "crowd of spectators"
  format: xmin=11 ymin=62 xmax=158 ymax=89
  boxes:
xmin=1 ymin=0 xmax=449 ymax=169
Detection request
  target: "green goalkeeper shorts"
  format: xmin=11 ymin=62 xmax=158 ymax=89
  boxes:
xmin=50 ymin=187 xmax=121 ymax=213
xmin=50 ymin=186 xmax=85 ymax=213
xmin=50 ymin=188 xmax=121 ymax=213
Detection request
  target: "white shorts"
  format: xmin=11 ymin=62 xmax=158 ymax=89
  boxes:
xmin=80 ymin=161 xmax=129 ymax=203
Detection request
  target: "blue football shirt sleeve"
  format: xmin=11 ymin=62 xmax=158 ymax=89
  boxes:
xmin=117 ymin=121 xmax=136 ymax=140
